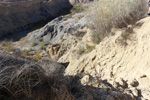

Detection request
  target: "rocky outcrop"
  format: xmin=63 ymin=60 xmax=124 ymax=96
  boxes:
xmin=28 ymin=13 xmax=86 ymax=43
xmin=0 ymin=0 xmax=72 ymax=38
xmin=47 ymin=27 xmax=89 ymax=61
xmin=15 ymin=12 xmax=87 ymax=51
xmin=58 ymin=17 xmax=150 ymax=99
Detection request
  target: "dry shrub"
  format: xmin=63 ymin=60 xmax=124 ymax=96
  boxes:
xmin=0 ymin=54 xmax=73 ymax=100
xmin=71 ymin=5 xmax=85 ymax=14
xmin=86 ymin=44 xmax=95 ymax=52
xmin=33 ymin=52 xmax=42 ymax=59
xmin=0 ymin=54 xmax=138 ymax=100
xmin=0 ymin=40 xmax=14 ymax=52
xmin=89 ymin=0 xmax=148 ymax=42
xmin=77 ymin=47 xmax=86 ymax=55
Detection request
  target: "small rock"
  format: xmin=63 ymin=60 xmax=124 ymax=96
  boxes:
xmin=140 ymin=75 xmax=147 ymax=78
xmin=126 ymin=25 xmax=133 ymax=33
xmin=130 ymin=79 xmax=139 ymax=87
xmin=81 ymin=75 xmax=90 ymax=85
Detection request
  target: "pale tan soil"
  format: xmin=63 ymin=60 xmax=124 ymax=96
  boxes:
xmin=59 ymin=17 xmax=150 ymax=99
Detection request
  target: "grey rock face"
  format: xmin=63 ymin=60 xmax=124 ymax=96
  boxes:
xmin=29 ymin=13 xmax=87 ymax=43
xmin=0 ymin=0 xmax=72 ymax=38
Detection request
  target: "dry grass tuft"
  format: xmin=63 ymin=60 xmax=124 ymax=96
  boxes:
xmin=86 ymin=44 xmax=95 ymax=52
xmin=77 ymin=47 xmax=86 ymax=55
xmin=0 ymin=54 xmax=73 ymax=100
xmin=33 ymin=52 xmax=42 ymax=59
xmin=0 ymin=41 xmax=14 ymax=52
xmin=89 ymin=0 xmax=148 ymax=43
xmin=71 ymin=5 xmax=85 ymax=14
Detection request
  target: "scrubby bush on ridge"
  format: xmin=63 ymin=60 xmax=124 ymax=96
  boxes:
xmin=89 ymin=0 xmax=148 ymax=43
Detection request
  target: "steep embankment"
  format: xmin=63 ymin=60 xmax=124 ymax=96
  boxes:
xmin=0 ymin=0 xmax=72 ymax=38
xmin=58 ymin=17 xmax=150 ymax=99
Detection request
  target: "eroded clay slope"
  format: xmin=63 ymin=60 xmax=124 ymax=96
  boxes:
xmin=60 ymin=17 xmax=150 ymax=99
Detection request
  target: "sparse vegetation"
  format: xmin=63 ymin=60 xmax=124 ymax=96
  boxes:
xmin=32 ymin=42 xmax=38 ymax=47
xmin=71 ymin=5 xmax=85 ymax=14
xmin=40 ymin=41 xmax=49 ymax=50
xmin=86 ymin=44 xmax=95 ymax=52
xmin=91 ymin=32 xmax=101 ymax=44
xmin=77 ymin=44 xmax=95 ymax=55
xmin=6 ymin=42 xmax=13 ymax=52
xmin=1 ymin=41 xmax=14 ymax=52
xmin=97 ymin=62 xmax=101 ymax=65
xmin=38 ymin=37 xmax=43 ymax=42
xmin=77 ymin=45 xmax=95 ymax=55
xmin=89 ymin=0 xmax=148 ymax=43
xmin=23 ymin=49 xmax=30 ymax=55
xmin=29 ymin=48 xmax=33 ymax=51
xmin=77 ymin=47 xmax=86 ymax=55
xmin=33 ymin=52 xmax=42 ymax=59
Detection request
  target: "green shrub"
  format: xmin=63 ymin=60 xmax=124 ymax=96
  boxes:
xmin=29 ymin=48 xmax=33 ymax=51
xmin=38 ymin=37 xmax=43 ymax=42
xmin=33 ymin=52 xmax=42 ymax=59
xmin=71 ymin=5 xmax=84 ymax=14
xmin=2 ymin=41 xmax=14 ymax=52
xmin=89 ymin=0 xmax=148 ymax=43
xmin=77 ymin=47 xmax=86 ymax=55
xmin=40 ymin=41 xmax=49 ymax=50
xmin=23 ymin=49 xmax=30 ymax=55
xmin=6 ymin=42 xmax=13 ymax=52
xmin=86 ymin=44 xmax=95 ymax=52
xmin=32 ymin=42 xmax=38 ymax=47
xmin=91 ymin=32 xmax=101 ymax=44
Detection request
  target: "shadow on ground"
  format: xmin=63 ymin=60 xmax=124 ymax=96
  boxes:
xmin=0 ymin=53 xmax=138 ymax=100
